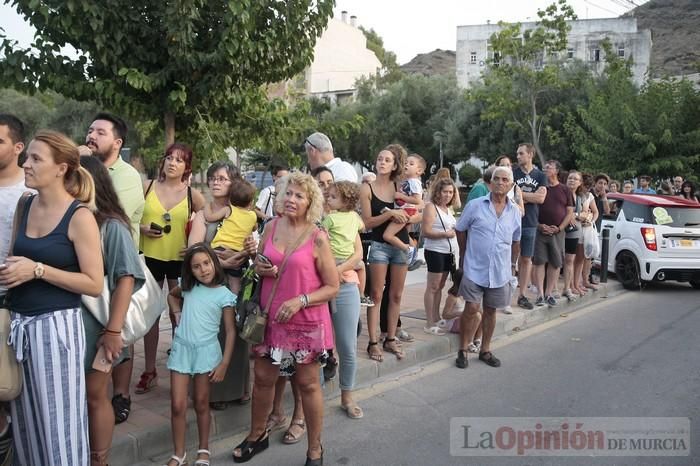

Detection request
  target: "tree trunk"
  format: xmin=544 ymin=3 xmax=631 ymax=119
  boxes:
xmin=530 ymin=96 xmax=546 ymax=167
xmin=164 ymin=112 xmax=175 ymax=146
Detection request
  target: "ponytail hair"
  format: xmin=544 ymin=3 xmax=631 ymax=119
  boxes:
xmin=32 ymin=130 xmax=96 ymax=208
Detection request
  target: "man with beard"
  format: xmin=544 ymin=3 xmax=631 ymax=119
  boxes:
xmin=78 ymin=113 xmax=144 ymax=243
xmin=78 ymin=113 xmax=144 ymax=425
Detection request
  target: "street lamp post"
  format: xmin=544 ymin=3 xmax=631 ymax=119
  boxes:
xmin=433 ymin=131 xmax=446 ymax=169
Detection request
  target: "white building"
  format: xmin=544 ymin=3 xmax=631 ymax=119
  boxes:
xmin=304 ymin=12 xmax=382 ymax=104
xmin=456 ymin=18 xmax=652 ymax=89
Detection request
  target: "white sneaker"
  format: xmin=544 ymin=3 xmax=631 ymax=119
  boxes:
xmin=502 ymin=306 xmax=513 ymax=315
xmin=406 ymin=246 xmax=416 ymax=264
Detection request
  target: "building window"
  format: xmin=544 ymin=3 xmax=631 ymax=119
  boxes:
xmin=493 ymin=51 xmax=501 ymax=66
xmin=470 ymin=52 xmax=477 ymax=64
xmin=567 ymin=48 xmax=574 ymax=60
xmin=591 ymin=48 xmax=601 ymax=62
xmin=618 ymin=47 xmax=625 ymax=58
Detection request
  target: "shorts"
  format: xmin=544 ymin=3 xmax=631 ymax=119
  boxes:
xmin=564 ymin=237 xmax=580 ymax=255
xmin=82 ymin=309 xmax=130 ymax=373
xmin=520 ymin=227 xmax=537 ymax=258
xmin=167 ymin=335 xmax=222 ymax=375
xmin=145 ymin=257 xmax=183 ymax=282
xmin=367 ymin=241 xmax=408 ymax=266
xmin=225 ymin=263 xmax=248 ymax=278
xmin=533 ymin=230 xmax=565 ymax=268
xmin=424 ymin=249 xmax=455 ymax=274
xmin=458 ymin=276 xmax=510 ymax=310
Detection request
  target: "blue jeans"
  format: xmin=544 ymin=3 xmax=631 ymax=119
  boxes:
xmin=330 ymin=282 xmax=361 ymax=391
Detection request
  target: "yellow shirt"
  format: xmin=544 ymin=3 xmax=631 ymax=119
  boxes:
xmin=321 ymin=211 xmax=364 ymax=259
xmin=211 ymin=206 xmax=257 ymax=251
xmin=108 ymin=157 xmax=144 ymax=246
xmin=140 ymin=187 xmax=189 ymax=261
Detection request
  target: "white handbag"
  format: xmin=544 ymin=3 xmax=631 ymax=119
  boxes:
xmin=82 ymin=233 xmax=166 ymax=345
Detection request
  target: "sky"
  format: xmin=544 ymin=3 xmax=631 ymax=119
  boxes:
xmin=0 ymin=0 xmax=643 ymax=65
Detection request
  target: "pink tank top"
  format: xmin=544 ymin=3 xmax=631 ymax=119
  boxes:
xmin=258 ymin=220 xmax=334 ymax=352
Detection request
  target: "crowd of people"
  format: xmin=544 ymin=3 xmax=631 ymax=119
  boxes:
xmin=1 ymin=111 xmax=698 ymax=466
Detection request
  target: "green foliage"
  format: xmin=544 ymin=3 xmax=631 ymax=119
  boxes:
xmin=359 ymin=26 xmax=404 ymax=85
xmin=0 ymin=0 xmax=334 ymax=167
xmin=566 ymin=42 xmax=700 ymax=179
xmin=458 ymin=164 xmax=482 ymax=188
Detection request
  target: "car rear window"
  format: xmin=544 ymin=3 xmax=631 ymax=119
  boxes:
xmin=622 ymin=202 xmax=700 ymax=228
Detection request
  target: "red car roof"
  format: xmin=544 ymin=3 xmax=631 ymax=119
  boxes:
xmin=608 ymin=193 xmax=700 ymax=208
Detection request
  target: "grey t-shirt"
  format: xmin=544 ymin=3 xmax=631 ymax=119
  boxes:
xmin=102 ymin=219 xmax=146 ymax=293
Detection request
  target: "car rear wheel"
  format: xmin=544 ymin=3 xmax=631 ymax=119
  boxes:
xmin=616 ymin=251 xmax=642 ymax=290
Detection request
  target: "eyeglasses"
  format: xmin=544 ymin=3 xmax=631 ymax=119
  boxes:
xmin=208 ymin=176 xmax=231 ymax=184
xmin=304 ymin=138 xmax=319 ymax=151
xmin=162 ymin=213 xmax=172 ymax=234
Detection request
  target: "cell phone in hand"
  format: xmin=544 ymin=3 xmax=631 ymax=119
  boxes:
xmin=92 ymin=346 xmax=112 ymax=373
xmin=257 ymin=253 xmax=272 ymax=266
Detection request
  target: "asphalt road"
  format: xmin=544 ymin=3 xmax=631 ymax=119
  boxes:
xmin=147 ymin=282 xmax=700 ymax=466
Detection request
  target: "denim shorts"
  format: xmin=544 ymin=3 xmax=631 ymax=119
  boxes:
xmin=367 ymin=241 xmax=408 ymax=266
xmin=520 ymin=227 xmax=537 ymax=258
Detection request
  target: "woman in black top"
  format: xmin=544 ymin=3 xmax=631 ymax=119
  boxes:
xmin=359 ymin=144 xmax=414 ymax=362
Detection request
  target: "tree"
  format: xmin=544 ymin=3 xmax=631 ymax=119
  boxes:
xmin=359 ymin=26 xmax=403 ymax=85
xmin=566 ymin=42 xmax=700 ymax=179
xmin=0 ymin=0 xmax=334 ymax=151
xmin=471 ymin=0 xmax=577 ymax=166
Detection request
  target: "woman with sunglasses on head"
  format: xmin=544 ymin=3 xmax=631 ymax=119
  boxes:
xmin=137 ymin=143 xmax=205 ymax=395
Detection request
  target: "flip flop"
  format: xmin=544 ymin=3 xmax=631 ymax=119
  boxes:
xmin=423 ymin=326 xmax=446 ymax=336
xmin=383 ymin=338 xmax=404 ymax=360
xmin=266 ymin=414 xmax=288 ymax=432
xmin=340 ymin=403 xmax=364 ymax=419
xmin=282 ymin=419 xmax=306 ymax=444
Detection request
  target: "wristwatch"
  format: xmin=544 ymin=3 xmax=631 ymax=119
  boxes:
xmin=34 ymin=262 xmax=45 ymax=279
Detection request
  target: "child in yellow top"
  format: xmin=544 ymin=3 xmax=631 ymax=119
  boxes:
xmin=322 ymin=181 xmax=373 ymax=307
xmin=207 ymin=178 xmax=257 ymax=292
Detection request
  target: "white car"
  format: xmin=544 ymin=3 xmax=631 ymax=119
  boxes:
xmin=600 ymin=193 xmax=700 ymax=290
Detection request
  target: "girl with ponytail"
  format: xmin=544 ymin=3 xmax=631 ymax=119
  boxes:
xmin=0 ymin=129 xmax=104 ymax=466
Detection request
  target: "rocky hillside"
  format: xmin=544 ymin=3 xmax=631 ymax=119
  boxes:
xmin=625 ymin=0 xmax=700 ymax=77
xmin=400 ymin=49 xmax=456 ymax=76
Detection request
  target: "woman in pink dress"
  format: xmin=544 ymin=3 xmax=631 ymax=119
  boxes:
xmin=233 ymin=172 xmax=338 ymax=466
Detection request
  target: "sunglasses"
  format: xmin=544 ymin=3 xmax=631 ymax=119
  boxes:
xmin=304 ymin=138 xmax=320 ymax=151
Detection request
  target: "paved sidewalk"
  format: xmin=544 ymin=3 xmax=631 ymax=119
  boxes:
xmin=112 ymin=270 xmax=624 ymax=466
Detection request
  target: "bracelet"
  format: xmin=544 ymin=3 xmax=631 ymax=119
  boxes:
xmin=103 ymin=328 xmax=121 ymax=336
xmin=299 ymin=294 xmax=309 ymax=308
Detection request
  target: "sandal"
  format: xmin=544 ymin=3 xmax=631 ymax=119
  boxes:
xmin=423 ymin=326 xmax=446 ymax=336
xmin=233 ymin=431 xmax=269 ymax=463
xmin=282 ymin=419 xmax=306 ymax=444
xmin=209 ymin=401 xmax=229 ymax=411
xmin=194 ymin=449 xmax=210 ymax=466
xmin=383 ymin=338 xmax=404 ymax=360
xmin=135 ymin=370 xmax=157 ymax=394
xmin=112 ymin=393 xmax=131 ymax=424
xmin=340 ymin=403 xmax=364 ymax=419
xmin=305 ymin=445 xmax=323 ymax=466
xmin=478 ymin=351 xmax=501 ymax=368
xmin=235 ymin=394 xmax=251 ymax=405
xmin=265 ymin=413 xmax=288 ymax=432
xmin=164 ymin=452 xmax=186 ymax=466
xmin=367 ymin=341 xmax=383 ymax=362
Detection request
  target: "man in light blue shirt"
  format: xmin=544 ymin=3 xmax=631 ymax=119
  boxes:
xmin=633 ymin=175 xmax=656 ymax=194
xmin=454 ymin=166 xmax=521 ymax=369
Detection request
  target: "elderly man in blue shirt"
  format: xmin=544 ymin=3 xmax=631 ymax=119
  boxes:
xmin=455 ymin=166 xmax=522 ymax=369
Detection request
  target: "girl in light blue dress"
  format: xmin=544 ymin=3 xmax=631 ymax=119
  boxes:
xmin=165 ymin=243 xmax=237 ymax=466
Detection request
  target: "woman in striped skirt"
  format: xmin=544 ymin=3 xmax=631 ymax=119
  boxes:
xmin=0 ymin=130 xmax=104 ymax=466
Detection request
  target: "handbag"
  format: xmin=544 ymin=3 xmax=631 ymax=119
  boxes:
xmin=238 ymin=223 xmax=313 ymax=345
xmin=0 ymin=194 xmax=31 ymax=401
xmin=434 ymin=204 xmax=457 ymax=272
xmin=82 ymin=226 xmax=166 ymax=345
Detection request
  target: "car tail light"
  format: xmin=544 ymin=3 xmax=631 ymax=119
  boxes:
xmin=640 ymin=227 xmax=657 ymax=251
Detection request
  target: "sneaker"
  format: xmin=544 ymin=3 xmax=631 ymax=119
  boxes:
xmin=563 ymin=289 xmax=577 ymax=302
xmin=134 ymin=370 xmax=157 ymax=394
xmin=467 ymin=343 xmax=479 ymax=353
xmin=360 ymin=296 xmax=375 ymax=307
xmin=112 ymin=393 xmax=131 ymax=424
xmin=502 ymin=306 xmax=513 ymax=315
xmin=406 ymin=246 xmax=416 ymax=264
xmin=396 ymin=328 xmax=415 ymax=342
xmin=479 ymin=351 xmax=501 ymax=367
xmin=455 ymin=350 xmax=468 ymax=369
xmin=517 ymin=295 xmax=534 ymax=310
xmin=551 ymin=289 xmax=561 ymax=299
xmin=534 ymin=296 xmax=546 ymax=307
xmin=323 ymin=356 xmax=337 ymax=381
xmin=546 ymin=295 xmax=558 ymax=307
xmin=527 ymin=284 xmax=538 ymax=295
xmin=407 ymin=258 xmax=425 ymax=271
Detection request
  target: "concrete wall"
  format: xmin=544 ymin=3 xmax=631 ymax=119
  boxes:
xmin=456 ymin=18 xmax=652 ymax=88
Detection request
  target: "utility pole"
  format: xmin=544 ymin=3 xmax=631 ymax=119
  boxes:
xmin=433 ymin=131 xmax=446 ymax=169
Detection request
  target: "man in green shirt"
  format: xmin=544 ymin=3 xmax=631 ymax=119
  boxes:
xmin=78 ymin=112 xmax=144 ymax=425
xmin=466 ymin=166 xmax=494 ymax=203
xmin=78 ymin=113 xmax=144 ymax=244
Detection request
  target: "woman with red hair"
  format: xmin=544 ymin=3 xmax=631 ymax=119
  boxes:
xmin=136 ymin=143 xmax=205 ymax=394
